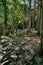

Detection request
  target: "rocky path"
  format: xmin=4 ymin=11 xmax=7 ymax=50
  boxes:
xmin=0 ymin=35 xmax=41 ymax=65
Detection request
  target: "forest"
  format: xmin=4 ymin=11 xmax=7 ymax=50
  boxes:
xmin=0 ymin=0 xmax=43 ymax=65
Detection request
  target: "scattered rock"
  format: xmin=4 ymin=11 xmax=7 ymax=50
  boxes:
xmin=0 ymin=35 xmax=40 ymax=65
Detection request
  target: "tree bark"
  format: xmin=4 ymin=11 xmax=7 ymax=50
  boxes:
xmin=39 ymin=0 xmax=43 ymax=55
xmin=27 ymin=0 xmax=31 ymax=32
xmin=2 ymin=0 xmax=7 ymax=36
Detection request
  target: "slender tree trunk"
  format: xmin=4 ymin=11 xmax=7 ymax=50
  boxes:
xmin=37 ymin=1 xmax=40 ymax=35
xmin=27 ymin=0 xmax=31 ymax=32
xmin=39 ymin=0 xmax=43 ymax=55
xmin=2 ymin=0 xmax=7 ymax=36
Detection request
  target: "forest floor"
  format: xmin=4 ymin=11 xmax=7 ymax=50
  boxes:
xmin=0 ymin=30 xmax=43 ymax=65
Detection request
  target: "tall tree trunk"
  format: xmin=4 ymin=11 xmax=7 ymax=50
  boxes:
xmin=39 ymin=0 xmax=43 ymax=55
xmin=2 ymin=0 xmax=7 ymax=36
xmin=37 ymin=1 xmax=40 ymax=35
xmin=27 ymin=0 xmax=31 ymax=32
